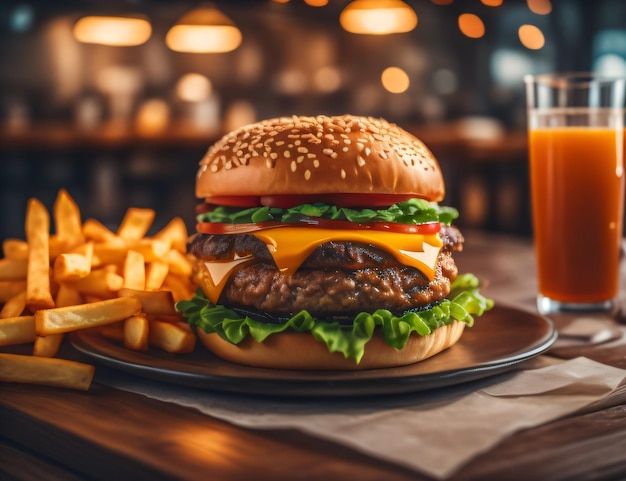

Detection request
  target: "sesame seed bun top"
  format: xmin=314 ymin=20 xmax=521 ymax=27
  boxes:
xmin=196 ymin=115 xmax=445 ymax=202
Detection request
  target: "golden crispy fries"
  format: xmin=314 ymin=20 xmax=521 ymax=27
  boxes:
xmin=54 ymin=253 xmax=91 ymax=282
xmin=124 ymin=315 xmax=149 ymax=351
xmin=53 ymin=189 xmax=85 ymax=247
xmin=0 ymin=258 xmax=27 ymax=280
xmin=0 ymin=353 xmax=94 ymax=391
xmin=25 ymin=198 xmax=55 ymax=311
xmin=118 ymin=288 xmax=178 ymax=316
xmin=0 ymin=291 xmax=26 ymax=318
xmin=163 ymin=274 xmax=195 ymax=303
xmin=94 ymin=322 xmax=124 ymax=341
xmin=54 ymin=283 xmax=83 ymax=308
xmin=2 ymin=239 xmax=29 ymax=260
xmin=0 ymin=189 xmax=200 ymax=392
xmin=83 ymin=218 xmax=120 ymax=243
xmin=145 ymin=261 xmax=169 ymax=290
xmin=153 ymin=217 xmax=188 ymax=253
xmin=35 ymin=296 xmax=142 ymax=336
xmin=117 ymin=208 xmax=155 ymax=240
xmin=129 ymin=239 xmax=171 ymax=262
xmin=123 ymin=250 xmax=145 ymax=290
xmin=0 ymin=280 xmax=26 ymax=303
xmin=70 ymin=270 xmax=124 ymax=298
xmin=0 ymin=316 xmax=36 ymax=346
xmin=33 ymin=333 xmax=64 ymax=357
xmin=164 ymin=249 xmax=193 ymax=278
xmin=148 ymin=319 xmax=196 ymax=353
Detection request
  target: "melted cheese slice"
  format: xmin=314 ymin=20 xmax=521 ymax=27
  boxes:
xmin=253 ymin=227 xmax=443 ymax=278
xmin=201 ymin=255 xmax=254 ymax=304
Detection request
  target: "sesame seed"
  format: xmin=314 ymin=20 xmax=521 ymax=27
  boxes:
xmin=304 ymin=169 xmax=311 ymax=180
xmin=341 ymin=169 xmax=346 ymax=179
xmin=313 ymin=159 xmax=320 ymax=168
xmin=291 ymin=161 xmax=297 ymax=172
xmin=284 ymin=151 xmax=291 ymax=158
xmin=322 ymin=148 xmax=334 ymax=156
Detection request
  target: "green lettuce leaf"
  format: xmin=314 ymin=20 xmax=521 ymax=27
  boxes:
xmin=198 ymin=198 xmax=459 ymax=226
xmin=176 ymin=273 xmax=493 ymax=364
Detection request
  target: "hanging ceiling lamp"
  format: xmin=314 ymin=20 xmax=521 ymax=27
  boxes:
xmin=73 ymin=15 xmax=152 ymax=46
xmin=340 ymin=0 xmax=418 ymax=35
xmin=166 ymin=5 xmax=242 ymax=53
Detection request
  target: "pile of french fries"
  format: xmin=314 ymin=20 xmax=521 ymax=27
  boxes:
xmin=0 ymin=189 xmax=198 ymax=391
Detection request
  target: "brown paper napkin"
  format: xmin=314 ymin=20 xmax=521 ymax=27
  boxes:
xmin=97 ymin=356 xmax=626 ymax=479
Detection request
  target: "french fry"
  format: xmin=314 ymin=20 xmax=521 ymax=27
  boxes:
xmin=53 ymin=188 xmax=85 ymax=247
xmin=70 ymin=270 xmax=124 ymax=298
xmin=0 ymin=281 xmax=26 ymax=303
xmin=35 ymin=296 xmax=142 ymax=336
xmin=145 ymin=261 xmax=169 ymax=290
xmin=25 ymin=198 xmax=55 ymax=311
xmin=129 ymin=239 xmax=171 ymax=262
xmin=53 ymin=253 xmax=91 ymax=282
xmin=93 ymin=321 xmax=124 ymax=341
xmin=152 ymin=217 xmax=188 ymax=253
xmin=123 ymin=250 xmax=145 ymax=290
xmin=2 ymin=239 xmax=29 ymax=260
xmin=55 ymin=283 xmax=83 ymax=308
xmin=0 ymin=258 xmax=27 ymax=280
xmin=148 ymin=319 xmax=196 ymax=353
xmin=163 ymin=274 xmax=195 ymax=303
xmin=0 ymin=291 xmax=26 ymax=318
xmin=0 ymin=316 xmax=36 ymax=346
xmin=124 ymin=315 xmax=149 ymax=351
xmin=118 ymin=288 xmax=178 ymax=316
xmin=117 ymin=208 xmax=155 ymax=240
xmin=37 ymin=280 xmax=80 ymax=356
xmin=0 ymin=353 xmax=94 ymax=391
xmin=83 ymin=218 xmax=120 ymax=243
xmin=33 ymin=333 xmax=64 ymax=357
xmin=164 ymin=249 xmax=193 ymax=278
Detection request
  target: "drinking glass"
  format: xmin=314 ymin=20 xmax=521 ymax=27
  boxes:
xmin=524 ymin=72 xmax=625 ymax=315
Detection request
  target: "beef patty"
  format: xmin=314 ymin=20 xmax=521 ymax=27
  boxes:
xmin=190 ymin=225 xmax=464 ymax=318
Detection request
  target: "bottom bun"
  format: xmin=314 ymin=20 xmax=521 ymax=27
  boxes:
xmin=196 ymin=321 xmax=465 ymax=370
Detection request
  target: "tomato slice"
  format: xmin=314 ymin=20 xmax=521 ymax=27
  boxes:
xmin=260 ymin=194 xmax=421 ymax=208
xmin=203 ymin=196 xmax=262 ymax=208
xmin=197 ymin=219 xmax=440 ymax=235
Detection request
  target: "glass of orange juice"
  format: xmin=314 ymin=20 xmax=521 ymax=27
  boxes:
xmin=525 ymin=72 xmax=625 ymax=315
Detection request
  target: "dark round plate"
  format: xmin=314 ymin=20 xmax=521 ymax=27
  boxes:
xmin=71 ymin=304 xmax=556 ymax=397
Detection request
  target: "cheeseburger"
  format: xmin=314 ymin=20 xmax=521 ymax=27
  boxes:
xmin=177 ymin=115 xmax=492 ymax=370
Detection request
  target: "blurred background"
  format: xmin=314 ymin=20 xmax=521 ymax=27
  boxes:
xmin=0 ymin=0 xmax=624 ymax=239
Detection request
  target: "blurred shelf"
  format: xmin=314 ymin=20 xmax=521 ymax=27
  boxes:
xmin=0 ymin=122 xmax=220 ymax=151
xmin=0 ymin=121 xmax=528 ymax=162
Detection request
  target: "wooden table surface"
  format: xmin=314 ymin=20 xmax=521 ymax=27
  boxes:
xmin=2 ymin=231 xmax=626 ymax=481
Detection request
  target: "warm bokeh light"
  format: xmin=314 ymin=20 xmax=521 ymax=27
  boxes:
xmin=381 ymin=67 xmax=410 ymax=93
xmin=166 ymin=7 xmax=242 ymax=53
xmin=304 ymin=0 xmax=329 ymax=6
xmin=518 ymin=24 xmax=545 ymax=50
xmin=458 ymin=13 xmax=485 ymax=39
xmin=313 ymin=66 xmax=342 ymax=93
xmin=135 ymin=99 xmax=170 ymax=134
xmin=175 ymin=73 xmax=213 ymax=102
xmin=73 ymin=16 xmax=152 ymax=46
xmin=481 ymin=0 xmax=503 ymax=6
xmin=527 ymin=0 xmax=552 ymax=15
xmin=340 ymin=0 xmax=418 ymax=35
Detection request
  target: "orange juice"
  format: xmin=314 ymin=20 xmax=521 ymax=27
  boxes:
xmin=529 ymin=127 xmax=624 ymax=303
